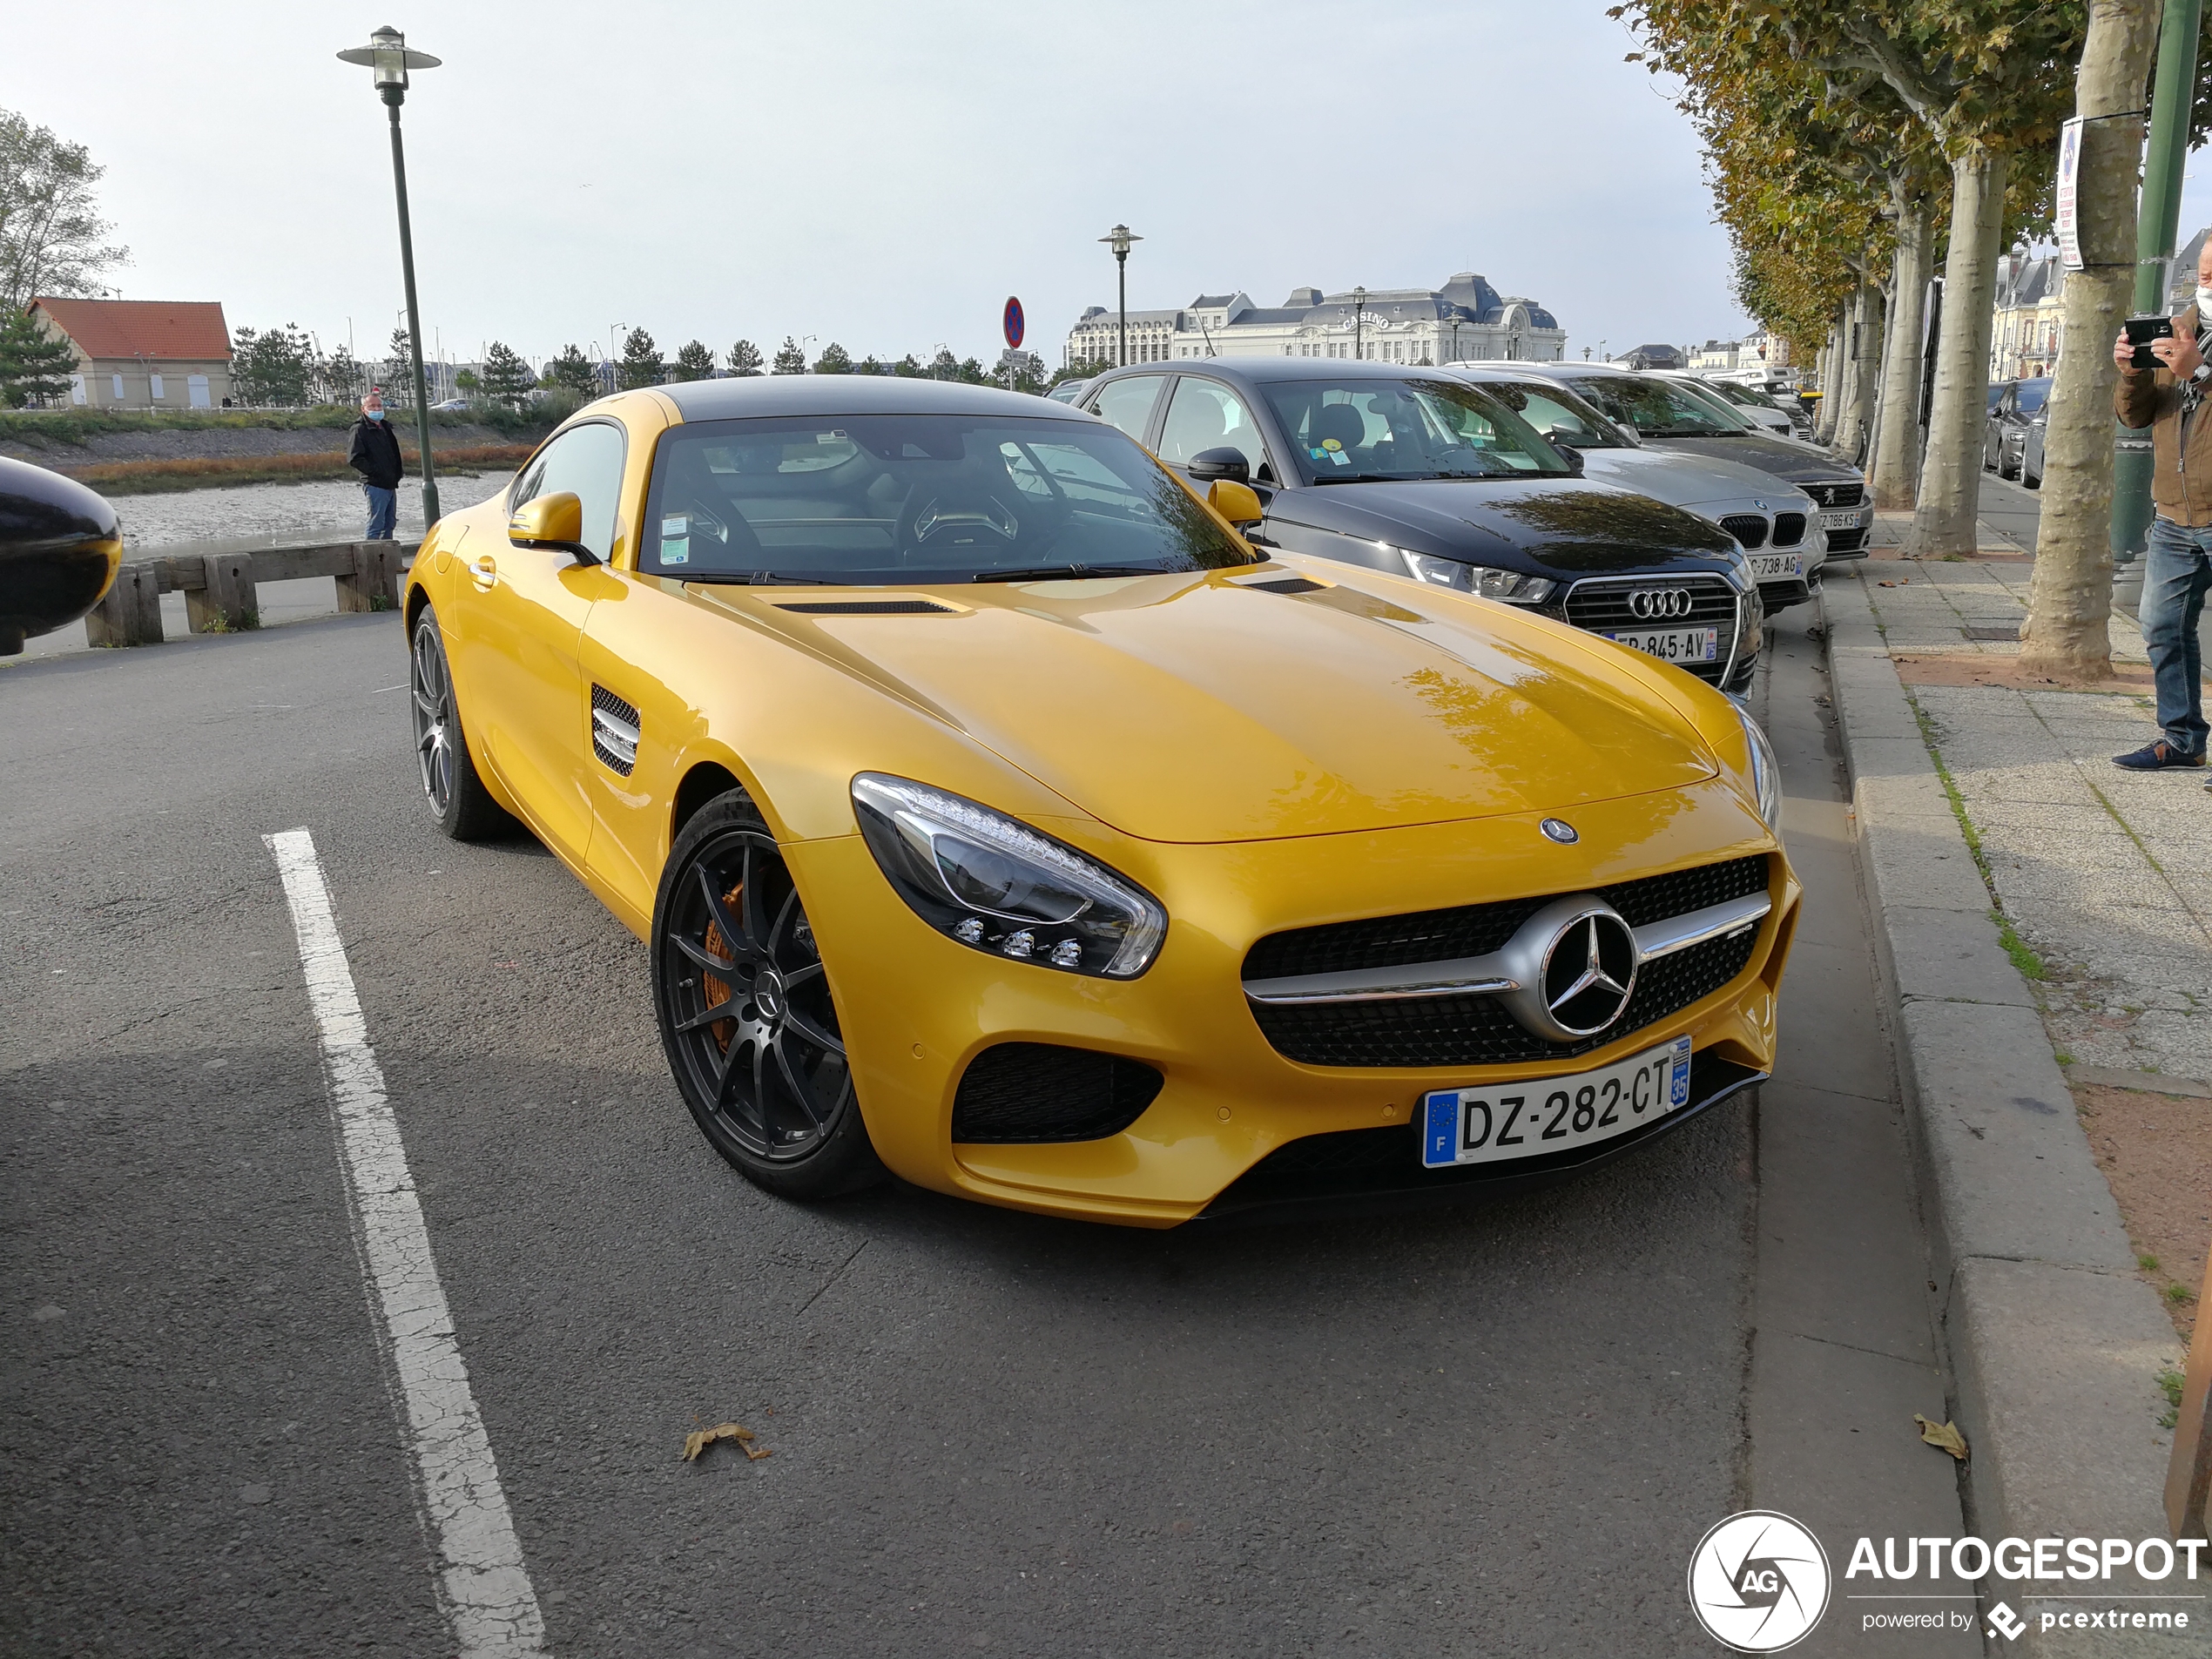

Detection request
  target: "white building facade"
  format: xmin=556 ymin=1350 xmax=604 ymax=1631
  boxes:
xmin=1063 ymin=273 xmax=1566 ymax=370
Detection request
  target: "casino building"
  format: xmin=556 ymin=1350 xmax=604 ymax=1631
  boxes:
xmin=1063 ymin=273 xmax=1566 ymax=369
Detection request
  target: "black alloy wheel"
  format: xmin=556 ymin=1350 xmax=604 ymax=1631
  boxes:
xmin=409 ymin=608 xmax=513 ymax=841
xmin=651 ymin=792 xmax=884 ymax=1199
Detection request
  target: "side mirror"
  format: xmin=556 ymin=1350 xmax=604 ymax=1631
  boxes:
xmin=1207 ymin=479 xmax=1265 ymax=525
xmin=1186 ymin=447 xmax=1251 ymax=484
xmin=1549 ymin=442 xmax=1585 ymax=476
xmin=508 ymin=490 xmax=597 ymax=563
xmin=0 ymin=455 xmax=123 ymax=655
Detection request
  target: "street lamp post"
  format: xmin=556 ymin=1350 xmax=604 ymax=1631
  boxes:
xmin=1352 ymin=287 xmax=1367 ymax=361
xmin=1099 ymin=225 xmax=1141 ymax=367
xmin=337 ymin=25 xmax=443 ymax=531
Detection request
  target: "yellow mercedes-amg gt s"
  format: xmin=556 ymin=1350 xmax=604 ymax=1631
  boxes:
xmin=402 ymin=377 xmax=1796 ymax=1226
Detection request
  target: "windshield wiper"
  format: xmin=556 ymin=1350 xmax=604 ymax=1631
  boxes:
xmin=973 ymin=563 xmax=1172 ymax=583
xmin=744 ymin=570 xmax=834 ymax=585
xmin=1306 ymin=471 xmax=1404 ymax=485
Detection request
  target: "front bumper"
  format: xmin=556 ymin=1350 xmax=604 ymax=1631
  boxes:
xmin=786 ymin=780 xmax=1798 ymax=1227
xmin=1823 ymin=503 xmax=1875 ymax=558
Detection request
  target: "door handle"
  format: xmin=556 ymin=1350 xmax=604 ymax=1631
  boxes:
xmin=468 ymin=556 xmax=497 ymax=589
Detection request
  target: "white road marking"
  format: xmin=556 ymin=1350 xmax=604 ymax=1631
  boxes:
xmin=265 ymin=827 xmax=547 ymax=1657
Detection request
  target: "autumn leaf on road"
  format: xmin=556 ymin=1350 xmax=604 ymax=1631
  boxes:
xmin=683 ymin=1422 xmax=772 ymax=1462
xmin=1914 ymin=1413 xmax=1968 ymax=1460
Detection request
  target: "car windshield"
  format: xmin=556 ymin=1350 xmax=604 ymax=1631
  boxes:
xmin=2015 ymin=377 xmax=2053 ymax=415
xmin=640 ymin=415 xmax=1252 ymax=583
xmin=1561 ymin=374 xmax=1753 ymax=438
xmin=1710 ymin=381 xmax=1784 ymax=412
xmin=1258 ymin=377 xmax=1573 ymax=482
xmin=1474 ymin=379 xmax=1633 ymax=448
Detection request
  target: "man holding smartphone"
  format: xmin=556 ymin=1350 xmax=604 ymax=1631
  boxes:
xmin=2113 ymin=239 xmax=2212 ymax=774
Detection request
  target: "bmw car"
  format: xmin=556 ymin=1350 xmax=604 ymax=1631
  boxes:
xmin=1523 ymin=364 xmax=1876 ymax=558
xmin=1447 ymin=368 xmax=1827 ymax=613
xmin=401 ymin=376 xmax=1797 ymax=1226
xmin=1078 ymin=359 xmax=1765 ymax=694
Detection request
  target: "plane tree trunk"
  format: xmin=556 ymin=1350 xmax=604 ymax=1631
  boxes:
xmin=1909 ymin=145 xmax=2012 ymax=554
xmin=2022 ymin=0 xmax=2161 ymax=679
xmin=1871 ymin=193 xmax=1934 ymax=508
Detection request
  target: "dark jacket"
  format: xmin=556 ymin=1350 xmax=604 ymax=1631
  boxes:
xmin=2115 ymin=304 xmax=2212 ymax=526
xmin=347 ymin=415 xmax=405 ymax=490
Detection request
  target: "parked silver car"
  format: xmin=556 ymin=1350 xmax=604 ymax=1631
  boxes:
xmin=1657 ymin=371 xmax=1794 ymax=441
xmin=1453 ymin=367 xmax=1827 ymax=611
xmin=1984 ymin=377 xmax=2050 ymax=480
xmin=1515 ymin=363 xmax=1876 ymax=557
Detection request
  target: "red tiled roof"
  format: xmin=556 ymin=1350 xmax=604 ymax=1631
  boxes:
xmin=30 ymin=297 xmax=232 ymax=361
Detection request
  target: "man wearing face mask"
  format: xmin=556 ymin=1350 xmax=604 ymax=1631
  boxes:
xmin=346 ymin=388 xmax=405 ymax=542
xmin=2113 ymin=239 xmax=2212 ymax=775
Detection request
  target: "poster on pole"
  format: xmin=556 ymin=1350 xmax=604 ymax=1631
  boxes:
xmin=2054 ymin=116 xmax=2085 ymax=272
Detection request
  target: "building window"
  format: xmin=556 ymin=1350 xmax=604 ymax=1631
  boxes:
xmin=150 ymin=373 xmax=165 ymax=400
xmin=111 ymin=374 xmax=125 ymax=400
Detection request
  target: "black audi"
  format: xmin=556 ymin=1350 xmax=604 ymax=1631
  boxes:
xmin=1076 ymin=359 xmax=1764 ymax=693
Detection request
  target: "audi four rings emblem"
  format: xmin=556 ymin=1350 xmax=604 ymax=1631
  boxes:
xmin=1628 ymin=587 xmax=1695 ymax=620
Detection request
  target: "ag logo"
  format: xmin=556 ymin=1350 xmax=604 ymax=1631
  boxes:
xmin=1687 ymin=1511 xmax=1831 ymax=1652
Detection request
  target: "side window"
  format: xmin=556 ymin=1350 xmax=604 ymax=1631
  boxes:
xmin=513 ymin=422 xmax=626 ymax=562
xmin=1088 ymin=374 xmax=1166 ymax=443
xmin=1157 ymin=378 xmax=1270 ymax=475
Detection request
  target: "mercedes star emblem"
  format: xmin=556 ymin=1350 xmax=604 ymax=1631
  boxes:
xmin=1542 ymin=913 xmax=1638 ymax=1036
xmin=1541 ymin=819 xmax=1579 ymax=844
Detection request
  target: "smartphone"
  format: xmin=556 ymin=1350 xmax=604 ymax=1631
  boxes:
xmin=2126 ymin=314 xmax=2175 ymax=368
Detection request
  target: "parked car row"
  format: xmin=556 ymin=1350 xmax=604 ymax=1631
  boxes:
xmin=1985 ymin=377 xmax=2050 ymax=488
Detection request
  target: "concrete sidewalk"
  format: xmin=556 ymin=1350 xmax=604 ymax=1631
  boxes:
xmin=1823 ymin=555 xmax=2203 ymax=1655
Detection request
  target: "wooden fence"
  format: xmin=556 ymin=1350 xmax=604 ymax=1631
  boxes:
xmin=84 ymin=540 xmax=419 ymax=646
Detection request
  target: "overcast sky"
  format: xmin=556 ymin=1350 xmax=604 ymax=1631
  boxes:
xmin=16 ymin=1 xmax=1757 ymax=368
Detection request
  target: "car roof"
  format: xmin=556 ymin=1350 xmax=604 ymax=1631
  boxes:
xmin=657 ymin=376 xmax=1089 ymax=421
xmin=1085 ymin=358 xmax=1475 ymax=390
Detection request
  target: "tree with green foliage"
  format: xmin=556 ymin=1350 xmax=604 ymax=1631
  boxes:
xmin=232 ymin=322 xmax=317 ymax=407
xmin=543 ymin=344 xmax=597 ymax=400
xmin=892 ymin=354 xmax=927 ymax=378
xmin=320 ymin=344 xmax=365 ymax=407
xmin=380 ymin=326 xmax=417 ymax=407
xmin=0 ymin=111 xmax=129 ymax=312
xmin=0 ymin=306 xmax=77 ymax=406
xmin=1049 ymin=356 xmax=1113 ymax=390
xmin=480 ymin=341 xmax=535 ymax=408
xmin=771 ymin=336 xmax=807 ymax=374
xmin=727 ymin=339 xmax=764 ymax=376
xmin=673 ymin=339 xmax=716 ymax=381
xmin=813 ymin=341 xmax=853 ymax=374
xmin=617 ymin=327 xmax=663 ymax=389
xmin=455 ymin=368 xmax=481 ymax=398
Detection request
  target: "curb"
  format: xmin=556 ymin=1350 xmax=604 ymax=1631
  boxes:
xmin=1820 ymin=568 xmax=2190 ymax=1650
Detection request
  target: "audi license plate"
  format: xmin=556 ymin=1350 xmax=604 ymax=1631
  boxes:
xmin=1420 ymin=1035 xmax=1693 ymax=1169
xmin=1750 ymin=552 xmax=1802 ymax=580
xmin=1816 ymin=509 xmax=1861 ymax=530
xmin=1604 ymin=625 xmax=1719 ymax=664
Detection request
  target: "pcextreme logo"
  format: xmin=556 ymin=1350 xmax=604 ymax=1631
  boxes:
xmin=1688 ymin=1511 xmax=1832 ymax=1652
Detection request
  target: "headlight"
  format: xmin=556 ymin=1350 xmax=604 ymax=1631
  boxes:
xmin=1399 ymin=550 xmax=1556 ymax=604
xmin=1728 ymin=699 xmax=1783 ymax=829
xmin=1722 ymin=548 xmax=1756 ymax=593
xmin=851 ymin=773 xmax=1167 ymax=978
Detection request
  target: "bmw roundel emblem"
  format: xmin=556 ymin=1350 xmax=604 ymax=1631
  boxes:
xmin=1541 ymin=818 xmax=1579 ymax=845
xmin=1753 ymin=499 xmax=1768 ymax=512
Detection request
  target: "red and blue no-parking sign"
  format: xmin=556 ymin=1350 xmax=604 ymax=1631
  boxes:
xmin=1003 ymin=296 xmax=1025 ymax=351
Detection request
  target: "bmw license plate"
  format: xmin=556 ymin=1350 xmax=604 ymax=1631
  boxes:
xmin=1816 ymin=509 xmax=1861 ymax=530
xmin=1603 ymin=626 xmax=1718 ymax=664
xmin=1750 ymin=553 xmax=1802 ymax=580
xmin=1420 ymin=1035 xmax=1693 ymax=1169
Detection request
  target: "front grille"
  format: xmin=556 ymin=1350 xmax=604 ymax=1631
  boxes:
xmin=1771 ymin=512 xmax=1806 ymax=547
xmin=1804 ymin=482 xmax=1865 ymax=509
xmin=1561 ymin=574 xmax=1741 ymax=685
xmin=1718 ymin=514 xmax=1769 ymax=550
xmin=1251 ymin=928 xmax=1759 ymax=1069
xmin=1826 ymin=527 xmax=1868 ymax=554
xmin=951 ymin=1043 xmax=1165 ymax=1143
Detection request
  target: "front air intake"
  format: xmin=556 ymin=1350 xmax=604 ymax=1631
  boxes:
xmin=952 ymin=1043 xmax=1165 ymax=1143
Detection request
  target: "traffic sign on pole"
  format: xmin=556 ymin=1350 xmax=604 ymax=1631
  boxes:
xmin=1003 ymin=297 xmax=1025 ymax=350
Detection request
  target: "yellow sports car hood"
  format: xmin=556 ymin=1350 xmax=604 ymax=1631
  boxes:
xmin=718 ymin=569 xmax=1720 ymax=845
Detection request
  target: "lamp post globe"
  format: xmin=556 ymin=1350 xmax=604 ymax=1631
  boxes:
xmin=337 ymin=25 xmax=444 ymax=531
xmin=1099 ymin=224 xmax=1142 ymax=368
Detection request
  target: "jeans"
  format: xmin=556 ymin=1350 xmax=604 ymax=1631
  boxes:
xmin=363 ymin=482 xmax=397 ymax=542
xmin=2144 ymin=516 xmax=2212 ymax=755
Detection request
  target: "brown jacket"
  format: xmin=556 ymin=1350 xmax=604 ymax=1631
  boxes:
xmin=2115 ymin=304 xmax=2212 ymax=525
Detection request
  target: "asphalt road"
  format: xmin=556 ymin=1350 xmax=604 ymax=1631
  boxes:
xmin=2 ymin=589 xmax=1966 ymax=1656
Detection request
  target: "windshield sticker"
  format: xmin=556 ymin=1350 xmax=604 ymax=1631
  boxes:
xmin=661 ymin=536 xmax=690 ymax=566
xmin=1321 ymin=438 xmax=1343 ymax=451
xmin=660 ymin=516 xmax=688 ymax=537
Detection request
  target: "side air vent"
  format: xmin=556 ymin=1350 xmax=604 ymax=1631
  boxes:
xmin=952 ymin=1043 xmax=1166 ymax=1143
xmin=774 ymin=599 xmax=957 ymax=616
xmin=1243 ymin=577 xmax=1327 ymax=595
xmin=590 ymin=685 xmax=640 ymax=776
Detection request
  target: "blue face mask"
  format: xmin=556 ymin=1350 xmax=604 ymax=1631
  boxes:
xmin=365 ymin=408 xmax=384 ymax=421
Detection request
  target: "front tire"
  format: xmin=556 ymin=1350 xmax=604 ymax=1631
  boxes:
xmin=410 ymin=608 xmax=515 ymax=841
xmin=651 ymin=791 xmax=886 ymax=1201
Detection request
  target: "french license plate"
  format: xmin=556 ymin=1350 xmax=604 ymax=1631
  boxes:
xmin=1750 ymin=552 xmax=1803 ymax=580
xmin=1603 ymin=626 xmax=1719 ymax=664
xmin=1420 ymin=1035 xmax=1693 ymax=1169
xmin=1816 ymin=509 xmax=1861 ymax=530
